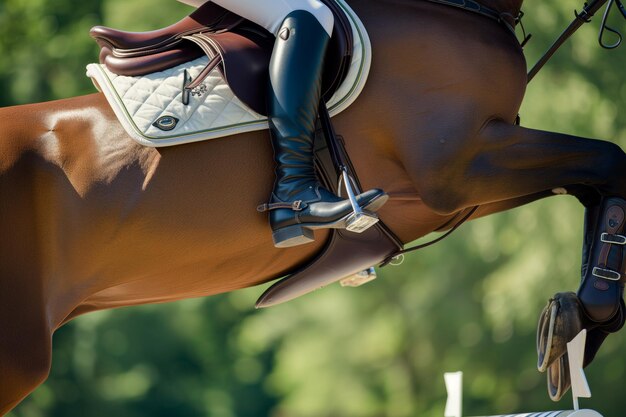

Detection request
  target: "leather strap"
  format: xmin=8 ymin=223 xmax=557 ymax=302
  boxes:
xmin=256 ymin=200 xmax=307 ymax=212
xmin=527 ymin=0 xmax=609 ymax=81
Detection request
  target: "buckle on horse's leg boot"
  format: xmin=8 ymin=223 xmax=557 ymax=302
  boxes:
xmin=340 ymin=168 xmax=379 ymax=233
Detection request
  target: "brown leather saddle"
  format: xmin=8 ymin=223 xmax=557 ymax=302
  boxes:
xmin=90 ymin=0 xmax=354 ymax=115
xmin=90 ymin=1 xmax=405 ymax=307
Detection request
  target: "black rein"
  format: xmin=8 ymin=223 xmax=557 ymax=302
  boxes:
xmin=528 ymin=0 xmax=626 ymax=82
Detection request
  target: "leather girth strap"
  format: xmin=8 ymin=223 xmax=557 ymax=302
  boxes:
xmin=255 ymin=107 xmax=404 ymax=308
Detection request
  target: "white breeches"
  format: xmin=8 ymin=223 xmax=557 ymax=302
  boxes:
xmin=177 ymin=0 xmax=334 ymax=36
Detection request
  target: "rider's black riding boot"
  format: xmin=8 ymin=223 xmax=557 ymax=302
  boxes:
xmin=261 ymin=10 xmax=387 ymax=248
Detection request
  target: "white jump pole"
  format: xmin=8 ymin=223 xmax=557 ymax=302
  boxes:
xmin=468 ymin=410 xmax=602 ymax=417
xmin=470 ymin=411 xmax=602 ymax=417
xmin=567 ymin=330 xmax=591 ymax=411
xmin=444 ymin=331 xmax=603 ymax=417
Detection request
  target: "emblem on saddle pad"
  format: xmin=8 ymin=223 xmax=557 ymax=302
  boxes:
xmin=152 ymin=116 xmax=180 ymax=131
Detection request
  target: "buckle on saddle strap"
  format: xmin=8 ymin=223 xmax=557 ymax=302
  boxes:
xmin=600 ymin=232 xmax=626 ymax=245
xmin=592 ymin=266 xmax=622 ymax=281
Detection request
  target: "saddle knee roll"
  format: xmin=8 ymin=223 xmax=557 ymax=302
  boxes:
xmin=577 ymin=197 xmax=626 ymax=323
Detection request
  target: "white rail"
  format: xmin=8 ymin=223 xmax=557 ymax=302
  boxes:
xmin=471 ymin=411 xmax=602 ymax=417
xmin=444 ymin=331 xmax=603 ymax=417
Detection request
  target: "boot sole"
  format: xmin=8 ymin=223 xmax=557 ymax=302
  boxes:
xmin=273 ymin=224 xmax=316 ymax=248
xmin=272 ymin=193 xmax=389 ymax=248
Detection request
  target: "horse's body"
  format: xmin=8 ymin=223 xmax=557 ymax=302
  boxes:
xmin=1 ymin=0 xmax=624 ymax=413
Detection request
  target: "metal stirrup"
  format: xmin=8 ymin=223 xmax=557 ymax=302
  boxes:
xmin=338 ymin=168 xmax=379 ymax=233
xmin=318 ymin=102 xmax=379 ymax=233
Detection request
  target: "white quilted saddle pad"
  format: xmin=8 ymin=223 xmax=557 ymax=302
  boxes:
xmin=86 ymin=0 xmax=371 ymax=147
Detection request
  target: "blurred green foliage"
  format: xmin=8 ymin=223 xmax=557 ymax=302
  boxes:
xmin=1 ymin=0 xmax=626 ymax=416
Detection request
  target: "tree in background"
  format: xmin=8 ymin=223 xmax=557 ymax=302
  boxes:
xmin=1 ymin=0 xmax=625 ymax=416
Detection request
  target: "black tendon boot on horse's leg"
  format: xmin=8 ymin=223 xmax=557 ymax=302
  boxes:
xmin=578 ymin=197 xmax=626 ymax=323
xmin=537 ymin=197 xmax=626 ymax=401
xmin=259 ymin=10 xmax=387 ymax=248
xmin=576 ymin=196 xmax=626 ymax=361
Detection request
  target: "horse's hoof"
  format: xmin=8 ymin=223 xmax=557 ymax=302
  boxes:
xmin=272 ymin=224 xmax=315 ymax=248
xmin=547 ymin=353 xmax=571 ymax=402
xmin=537 ymin=292 xmax=583 ymax=372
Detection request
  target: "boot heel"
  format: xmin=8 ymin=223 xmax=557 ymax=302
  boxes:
xmin=272 ymin=224 xmax=315 ymax=248
xmin=346 ymin=210 xmax=379 ymax=233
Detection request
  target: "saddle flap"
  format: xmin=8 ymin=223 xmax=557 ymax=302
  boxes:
xmin=255 ymin=226 xmax=400 ymax=308
xmin=207 ymin=29 xmax=274 ymax=115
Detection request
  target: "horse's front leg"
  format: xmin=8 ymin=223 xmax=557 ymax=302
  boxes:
xmin=1 ymin=152 xmax=54 ymax=415
xmin=0 ymin=256 xmax=53 ymax=415
xmin=409 ymin=119 xmax=625 ymax=214
xmin=407 ymin=119 xmax=626 ymax=401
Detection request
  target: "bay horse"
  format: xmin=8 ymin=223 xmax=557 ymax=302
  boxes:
xmin=1 ymin=0 xmax=625 ymax=413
